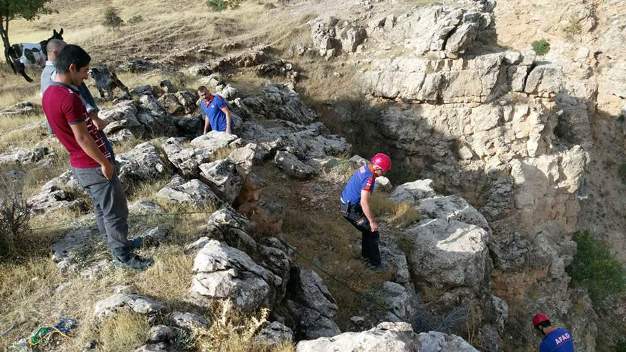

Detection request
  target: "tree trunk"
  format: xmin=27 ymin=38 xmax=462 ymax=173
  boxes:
xmin=0 ymin=15 xmax=15 ymax=73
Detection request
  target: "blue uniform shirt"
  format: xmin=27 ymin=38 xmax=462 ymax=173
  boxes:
xmin=341 ymin=165 xmax=376 ymax=204
xmin=540 ymin=328 xmax=575 ymax=352
xmin=199 ymin=94 xmax=231 ymax=132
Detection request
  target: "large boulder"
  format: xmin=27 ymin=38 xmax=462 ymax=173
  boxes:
xmin=390 ymin=179 xmax=437 ymax=204
xmin=162 ymin=134 xmax=241 ymax=177
xmin=94 ymin=293 xmax=165 ymax=319
xmin=379 ymin=281 xmax=419 ymax=323
xmin=285 ymin=268 xmax=340 ymax=339
xmin=199 ymin=159 xmax=243 ymax=204
xmin=0 ymin=146 xmax=50 ymax=166
xmin=191 ymin=240 xmax=281 ymax=311
xmin=403 ymin=219 xmax=490 ymax=290
xmin=156 ymin=179 xmax=221 ymax=207
xmin=296 ymin=322 xmax=479 ymax=352
xmin=418 ymin=195 xmax=490 ymax=230
xmin=236 ymin=84 xmax=317 ymax=125
xmin=274 ymin=151 xmax=316 ymax=179
xmin=117 ymin=142 xmax=171 ymax=186
xmin=255 ymin=321 xmax=294 ymax=347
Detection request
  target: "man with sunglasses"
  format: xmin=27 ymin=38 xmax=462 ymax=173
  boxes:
xmin=197 ymin=85 xmax=233 ymax=135
xmin=340 ymin=153 xmax=392 ymax=270
xmin=532 ymin=313 xmax=575 ymax=352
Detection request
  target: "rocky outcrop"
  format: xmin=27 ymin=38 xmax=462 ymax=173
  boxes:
xmin=190 ymin=240 xmax=281 ymax=311
xmin=285 ymin=268 xmax=340 ymax=339
xmin=404 ymin=218 xmax=490 ymax=290
xmin=156 ymin=178 xmax=221 ymax=207
xmin=162 ymin=133 xmax=242 ymax=177
xmin=94 ymin=293 xmax=165 ymax=318
xmin=296 ymin=322 xmax=478 ymax=352
xmin=236 ymin=84 xmax=318 ymax=125
xmin=310 ymin=16 xmax=367 ymax=57
xmin=255 ymin=321 xmax=294 ymax=347
xmin=0 ymin=146 xmax=50 ymax=166
xmin=117 ymin=142 xmax=171 ymax=186
xmin=273 ymin=151 xmax=316 ymax=179
xmin=199 ymin=159 xmax=243 ymax=204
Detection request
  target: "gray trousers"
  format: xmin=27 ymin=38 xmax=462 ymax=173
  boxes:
xmin=72 ymin=166 xmax=130 ymax=258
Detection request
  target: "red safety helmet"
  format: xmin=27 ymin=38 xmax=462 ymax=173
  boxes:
xmin=371 ymin=153 xmax=392 ymax=173
xmin=532 ymin=313 xmax=550 ymax=327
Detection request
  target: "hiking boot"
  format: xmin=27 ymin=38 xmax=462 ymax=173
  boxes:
xmin=129 ymin=237 xmax=143 ymax=249
xmin=128 ymin=236 xmax=160 ymax=249
xmin=367 ymin=263 xmax=385 ymax=272
xmin=113 ymin=254 xmax=154 ymax=271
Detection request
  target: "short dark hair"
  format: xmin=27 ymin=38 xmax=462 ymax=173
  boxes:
xmin=197 ymin=85 xmax=208 ymax=92
xmin=54 ymin=44 xmax=91 ymax=73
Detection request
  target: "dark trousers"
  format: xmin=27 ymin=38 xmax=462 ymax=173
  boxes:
xmin=72 ymin=166 xmax=131 ymax=259
xmin=340 ymin=202 xmax=381 ymax=266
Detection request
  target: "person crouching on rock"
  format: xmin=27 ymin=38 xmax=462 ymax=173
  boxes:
xmin=42 ymin=44 xmax=153 ymax=271
xmin=532 ymin=313 xmax=575 ymax=352
xmin=197 ymin=85 xmax=233 ymax=135
xmin=339 ymin=153 xmax=392 ymax=270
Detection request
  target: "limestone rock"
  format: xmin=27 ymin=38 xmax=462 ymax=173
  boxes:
xmin=169 ymin=311 xmax=209 ymax=330
xmin=286 ymin=268 xmax=340 ymax=339
xmin=156 ymin=179 xmax=221 ymax=207
xmin=236 ymin=84 xmax=317 ymax=124
xmin=296 ymin=322 xmax=418 ymax=351
xmin=0 ymin=146 xmax=50 ymax=166
xmin=199 ymin=159 xmax=243 ymax=204
xmin=418 ymin=195 xmax=490 ymax=230
xmin=51 ymin=228 xmax=100 ymax=272
xmin=148 ymin=325 xmax=175 ymax=343
xmin=191 ymin=240 xmax=280 ymax=311
xmin=404 ymin=219 xmax=490 ymax=290
xmin=94 ymin=293 xmax=165 ymax=318
xmin=417 ymin=331 xmax=479 ymax=351
xmin=390 ymin=179 xmax=436 ymax=205
xmin=380 ymin=281 xmax=418 ymax=323
xmin=274 ymin=151 xmax=316 ymax=179
xmin=255 ymin=321 xmax=294 ymax=346
xmin=117 ymin=142 xmax=171 ymax=186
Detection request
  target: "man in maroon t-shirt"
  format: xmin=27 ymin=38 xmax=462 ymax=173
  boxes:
xmin=42 ymin=44 xmax=152 ymax=270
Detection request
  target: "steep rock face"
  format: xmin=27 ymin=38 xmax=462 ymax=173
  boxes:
xmin=343 ymin=0 xmax=607 ymax=350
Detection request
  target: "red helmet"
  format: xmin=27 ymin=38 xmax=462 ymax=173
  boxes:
xmin=371 ymin=153 xmax=392 ymax=173
xmin=532 ymin=313 xmax=550 ymax=327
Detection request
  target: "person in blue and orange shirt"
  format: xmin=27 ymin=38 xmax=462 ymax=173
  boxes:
xmin=533 ymin=313 xmax=575 ymax=352
xmin=197 ymin=85 xmax=233 ymax=135
xmin=340 ymin=153 xmax=392 ymax=270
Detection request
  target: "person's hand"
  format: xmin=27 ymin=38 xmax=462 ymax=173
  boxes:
xmin=370 ymin=221 xmax=379 ymax=232
xmin=91 ymin=114 xmax=109 ymax=130
xmin=101 ymin=160 xmax=115 ymax=180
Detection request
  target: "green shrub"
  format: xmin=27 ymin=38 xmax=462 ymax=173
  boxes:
xmin=102 ymin=7 xmax=124 ymax=28
xmin=531 ymin=39 xmax=551 ymax=56
xmin=127 ymin=15 xmax=144 ymax=24
xmin=619 ymin=163 xmax=626 ymax=184
xmin=567 ymin=231 xmax=626 ymax=305
xmin=207 ymin=0 xmax=244 ymax=11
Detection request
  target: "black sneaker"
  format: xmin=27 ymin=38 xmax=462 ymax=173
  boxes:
xmin=113 ymin=254 xmax=154 ymax=271
xmin=129 ymin=237 xmax=143 ymax=249
xmin=367 ymin=263 xmax=385 ymax=272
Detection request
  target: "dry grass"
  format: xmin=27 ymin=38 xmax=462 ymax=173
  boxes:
xmin=369 ymin=192 xmax=421 ymax=228
xmin=135 ymin=245 xmax=193 ymax=303
xmin=256 ymin=164 xmax=393 ymax=328
xmin=194 ymin=301 xmax=294 ymax=352
xmin=99 ymin=311 xmax=150 ymax=352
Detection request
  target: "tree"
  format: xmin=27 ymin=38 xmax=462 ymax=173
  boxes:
xmin=0 ymin=0 xmax=53 ymax=72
